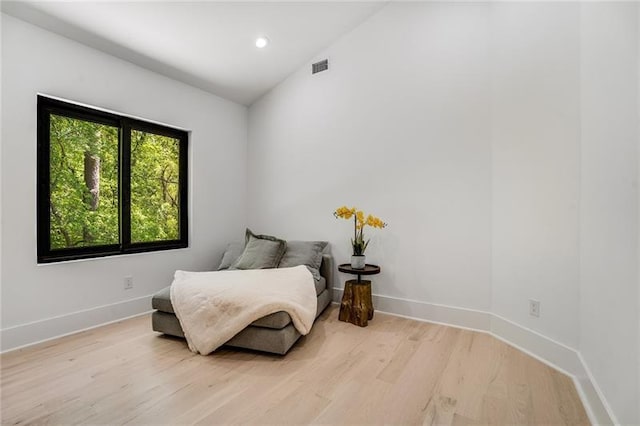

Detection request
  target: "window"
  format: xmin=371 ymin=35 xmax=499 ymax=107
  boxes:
xmin=37 ymin=96 xmax=188 ymax=263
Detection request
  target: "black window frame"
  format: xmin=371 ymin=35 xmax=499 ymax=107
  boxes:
xmin=37 ymin=96 xmax=188 ymax=263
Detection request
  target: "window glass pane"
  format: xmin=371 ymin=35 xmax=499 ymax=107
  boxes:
xmin=130 ymin=130 xmax=181 ymax=243
xmin=49 ymin=114 xmax=119 ymax=249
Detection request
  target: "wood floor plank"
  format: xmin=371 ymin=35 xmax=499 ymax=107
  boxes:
xmin=0 ymin=305 xmax=590 ymax=425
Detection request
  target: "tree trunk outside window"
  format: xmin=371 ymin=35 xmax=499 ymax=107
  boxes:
xmin=84 ymin=151 xmax=100 ymax=211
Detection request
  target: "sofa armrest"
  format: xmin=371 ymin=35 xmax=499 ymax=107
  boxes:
xmin=320 ymin=254 xmax=334 ymax=300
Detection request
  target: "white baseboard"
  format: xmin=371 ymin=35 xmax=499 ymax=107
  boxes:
xmin=332 ymin=289 xmax=490 ymax=332
xmin=575 ymin=352 xmax=620 ymax=425
xmin=0 ymin=294 xmax=153 ymax=353
xmin=333 ymin=288 xmax=615 ymax=425
xmin=489 ymin=314 xmax=583 ymax=377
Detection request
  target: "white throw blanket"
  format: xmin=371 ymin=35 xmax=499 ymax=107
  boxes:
xmin=170 ymin=265 xmax=317 ymax=355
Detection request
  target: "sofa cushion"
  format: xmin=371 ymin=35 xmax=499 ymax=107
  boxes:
xmin=152 ymin=276 xmax=326 ymax=316
xmin=217 ymin=242 xmax=243 ymax=270
xmin=231 ymin=229 xmax=287 ymax=270
xmin=153 ymin=287 xmax=292 ymax=328
xmin=250 ymin=311 xmax=292 ymax=329
xmin=151 ymin=286 xmax=173 ymax=313
xmin=278 ymin=240 xmax=328 ymax=281
xmin=152 ymin=275 xmax=326 ymax=329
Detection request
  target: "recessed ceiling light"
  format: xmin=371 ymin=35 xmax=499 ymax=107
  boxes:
xmin=255 ymin=36 xmax=269 ymax=49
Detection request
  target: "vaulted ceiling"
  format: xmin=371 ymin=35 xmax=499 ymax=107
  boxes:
xmin=1 ymin=1 xmax=386 ymax=105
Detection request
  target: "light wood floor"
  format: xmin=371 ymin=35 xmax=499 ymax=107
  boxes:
xmin=1 ymin=305 xmax=589 ymax=425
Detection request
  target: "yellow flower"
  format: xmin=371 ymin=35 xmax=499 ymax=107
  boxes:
xmin=334 ymin=206 xmax=356 ymax=220
xmin=366 ymin=214 xmax=375 ymax=227
xmin=376 ymin=217 xmax=388 ymax=229
xmin=334 ymin=205 xmax=387 ymax=255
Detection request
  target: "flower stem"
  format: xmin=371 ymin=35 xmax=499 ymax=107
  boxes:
xmin=353 ymin=215 xmax=357 ymax=255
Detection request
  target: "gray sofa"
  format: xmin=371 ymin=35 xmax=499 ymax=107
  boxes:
xmin=151 ymin=254 xmax=334 ymax=355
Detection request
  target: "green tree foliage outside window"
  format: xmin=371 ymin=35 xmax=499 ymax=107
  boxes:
xmin=38 ymin=96 xmax=188 ymax=263
xmin=50 ymin=115 xmax=119 ymax=249
xmin=130 ymin=130 xmax=180 ymax=243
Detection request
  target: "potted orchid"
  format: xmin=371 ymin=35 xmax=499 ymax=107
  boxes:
xmin=334 ymin=206 xmax=387 ymax=269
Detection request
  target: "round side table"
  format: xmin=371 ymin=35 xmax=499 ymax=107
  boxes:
xmin=337 ymin=263 xmax=381 ymax=327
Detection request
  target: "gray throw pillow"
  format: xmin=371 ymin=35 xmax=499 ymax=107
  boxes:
xmin=278 ymin=240 xmax=328 ymax=281
xmin=231 ymin=229 xmax=287 ymax=270
xmin=217 ymin=242 xmax=244 ymax=270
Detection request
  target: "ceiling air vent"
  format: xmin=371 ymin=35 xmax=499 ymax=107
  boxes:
xmin=312 ymin=59 xmax=329 ymax=74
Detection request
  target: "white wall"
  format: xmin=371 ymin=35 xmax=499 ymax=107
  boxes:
xmin=249 ymin=1 xmax=582 ymax=346
xmin=490 ymin=2 xmax=581 ymax=349
xmin=0 ymin=12 xmax=5 ymax=345
xmin=248 ymin=2 xmax=493 ymax=312
xmin=0 ymin=14 xmax=248 ymax=350
xmin=248 ymin=2 xmax=639 ymax=423
xmin=579 ymin=3 xmax=639 ymax=424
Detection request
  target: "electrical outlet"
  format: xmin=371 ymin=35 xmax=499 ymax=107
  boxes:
xmin=124 ymin=276 xmax=133 ymax=290
xmin=529 ymin=299 xmax=540 ymax=318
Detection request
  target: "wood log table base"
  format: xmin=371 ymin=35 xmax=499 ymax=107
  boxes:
xmin=339 ymin=279 xmax=374 ymax=327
